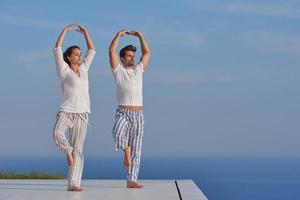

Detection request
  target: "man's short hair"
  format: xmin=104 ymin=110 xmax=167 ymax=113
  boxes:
xmin=119 ymin=45 xmax=137 ymax=58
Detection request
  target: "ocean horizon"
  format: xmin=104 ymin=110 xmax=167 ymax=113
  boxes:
xmin=1 ymin=156 xmax=299 ymax=200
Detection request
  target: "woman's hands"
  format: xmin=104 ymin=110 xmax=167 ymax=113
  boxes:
xmin=63 ymin=24 xmax=75 ymax=32
xmin=56 ymin=23 xmax=95 ymax=50
xmin=74 ymin=23 xmax=87 ymax=34
xmin=62 ymin=23 xmax=87 ymax=34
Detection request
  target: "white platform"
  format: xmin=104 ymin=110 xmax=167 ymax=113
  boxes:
xmin=0 ymin=179 xmax=208 ymax=200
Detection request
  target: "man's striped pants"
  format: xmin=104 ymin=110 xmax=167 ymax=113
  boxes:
xmin=112 ymin=107 xmax=144 ymax=182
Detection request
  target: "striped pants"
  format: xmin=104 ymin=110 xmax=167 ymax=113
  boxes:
xmin=112 ymin=107 xmax=144 ymax=182
xmin=53 ymin=111 xmax=88 ymax=188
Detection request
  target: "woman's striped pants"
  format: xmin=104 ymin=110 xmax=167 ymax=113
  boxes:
xmin=112 ymin=107 xmax=144 ymax=182
xmin=53 ymin=111 xmax=88 ymax=188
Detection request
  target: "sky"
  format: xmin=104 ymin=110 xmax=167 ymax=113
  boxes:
xmin=0 ymin=0 xmax=299 ymax=158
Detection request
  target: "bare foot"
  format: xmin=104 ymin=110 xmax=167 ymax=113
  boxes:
xmin=66 ymin=152 xmax=74 ymax=166
xmin=127 ymin=181 xmax=144 ymax=189
xmin=67 ymin=186 xmax=83 ymax=192
xmin=123 ymin=146 xmax=131 ymax=169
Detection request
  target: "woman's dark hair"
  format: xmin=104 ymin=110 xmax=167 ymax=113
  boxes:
xmin=63 ymin=45 xmax=80 ymax=66
xmin=119 ymin=45 xmax=136 ymax=58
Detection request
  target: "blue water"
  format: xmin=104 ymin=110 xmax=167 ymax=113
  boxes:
xmin=1 ymin=156 xmax=300 ymax=200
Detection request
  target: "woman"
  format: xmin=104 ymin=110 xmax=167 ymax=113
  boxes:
xmin=52 ymin=23 xmax=95 ymax=192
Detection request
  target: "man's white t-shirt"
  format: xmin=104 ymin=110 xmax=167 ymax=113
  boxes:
xmin=112 ymin=62 xmax=144 ymax=106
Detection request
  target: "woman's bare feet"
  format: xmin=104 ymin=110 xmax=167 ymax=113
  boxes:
xmin=67 ymin=186 xmax=83 ymax=192
xmin=123 ymin=146 xmax=131 ymax=169
xmin=127 ymin=181 xmax=144 ymax=188
xmin=66 ymin=152 xmax=74 ymax=166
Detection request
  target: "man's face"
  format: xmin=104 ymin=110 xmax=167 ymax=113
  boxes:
xmin=122 ymin=51 xmax=135 ymax=67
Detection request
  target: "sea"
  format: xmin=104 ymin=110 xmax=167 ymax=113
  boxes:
xmin=1 ymin=156 xmax=299 ymax=200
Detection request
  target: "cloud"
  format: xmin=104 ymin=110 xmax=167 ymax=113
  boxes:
xmin=13 ymin=48 xmax=56 ymax=72
xmin=225 ymin=2 xmax=300 ymax=18
xmin=0 ymin=13 xmax=65 ymax=29
xmin=117 ymin=15 xmax=206 ymax=48
xmin=16 ymin=49 xmax=50 ymax=63
xmin=241 ymin=31 xmax=300 ymax=54
xmin=149 ymin=28 xmax=205 ymax=47
xmin=145 ymin=71 xmax=233 ymax=84
xmin=183 ymin=0 xmax=300 ymax=18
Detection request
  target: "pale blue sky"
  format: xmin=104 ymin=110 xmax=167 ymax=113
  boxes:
xmin=0 ymin=0 xmax=299 ymax=158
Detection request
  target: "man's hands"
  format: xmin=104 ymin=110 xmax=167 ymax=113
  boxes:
xmin=129 ymin=30 xmax=143 ymax=38
xmin=63 ymin=24 xmax=74 ymax=32
xmin=117 ymin=29 xmax=143 ymax=38
xmin=117 ymin=30 xmax=130 ymax=37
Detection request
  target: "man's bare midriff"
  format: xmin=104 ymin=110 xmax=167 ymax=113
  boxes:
xmin=119 ymin=105 xmax=143 ymax=111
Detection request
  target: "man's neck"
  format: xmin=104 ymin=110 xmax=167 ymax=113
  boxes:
xmin=122 ymin=63 xmax=134 ymax=69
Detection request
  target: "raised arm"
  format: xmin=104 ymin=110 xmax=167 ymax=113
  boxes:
xmin=75 ymin=24 xmax=95 ymax=50
xmin=55 ymin=24 xmax=74 ymax=48
xmin=131 ymin=30 xmax=150 ymax=71
xmin=109 ymin=30 xmax=128 ymax=70
xmin=54 ymin=24 xmax=75 ymax=78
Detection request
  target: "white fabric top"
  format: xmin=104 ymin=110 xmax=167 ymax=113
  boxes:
xmin=54 ymin=47 xmax=96 ymax=113
xmin=112 ymin=62 xmax=144 ymax=106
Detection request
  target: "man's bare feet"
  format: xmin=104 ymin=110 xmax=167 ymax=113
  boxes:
xmin=66 ymin=152 xmax=74 ymax=166
xmin=127 ymin=181 xmax=144 ymax=188
xmin=123 ymin=146 xmax=131 ymax=169
xmin=67 ymin=186 xmax=83 ymax=192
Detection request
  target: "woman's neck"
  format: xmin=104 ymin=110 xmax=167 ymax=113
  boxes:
xmin=69 ymin=63 xmax=80 ymax=76
xmin=70 ymin=63 xmax=79 ymax=70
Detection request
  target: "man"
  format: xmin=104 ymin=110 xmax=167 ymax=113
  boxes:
xmin=109 ymin=30 xmax=150 ymax=188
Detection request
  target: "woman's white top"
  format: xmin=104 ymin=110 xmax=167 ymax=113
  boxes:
xmin=53 ymin=47 xmax=96 ymax=113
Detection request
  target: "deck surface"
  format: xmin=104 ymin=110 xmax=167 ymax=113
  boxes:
xmin=0 ymin=179 xmax=208 ymax=200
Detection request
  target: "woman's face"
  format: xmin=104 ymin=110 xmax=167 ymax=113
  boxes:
xmin=67 ymin=48 xmax=82 ymax=65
